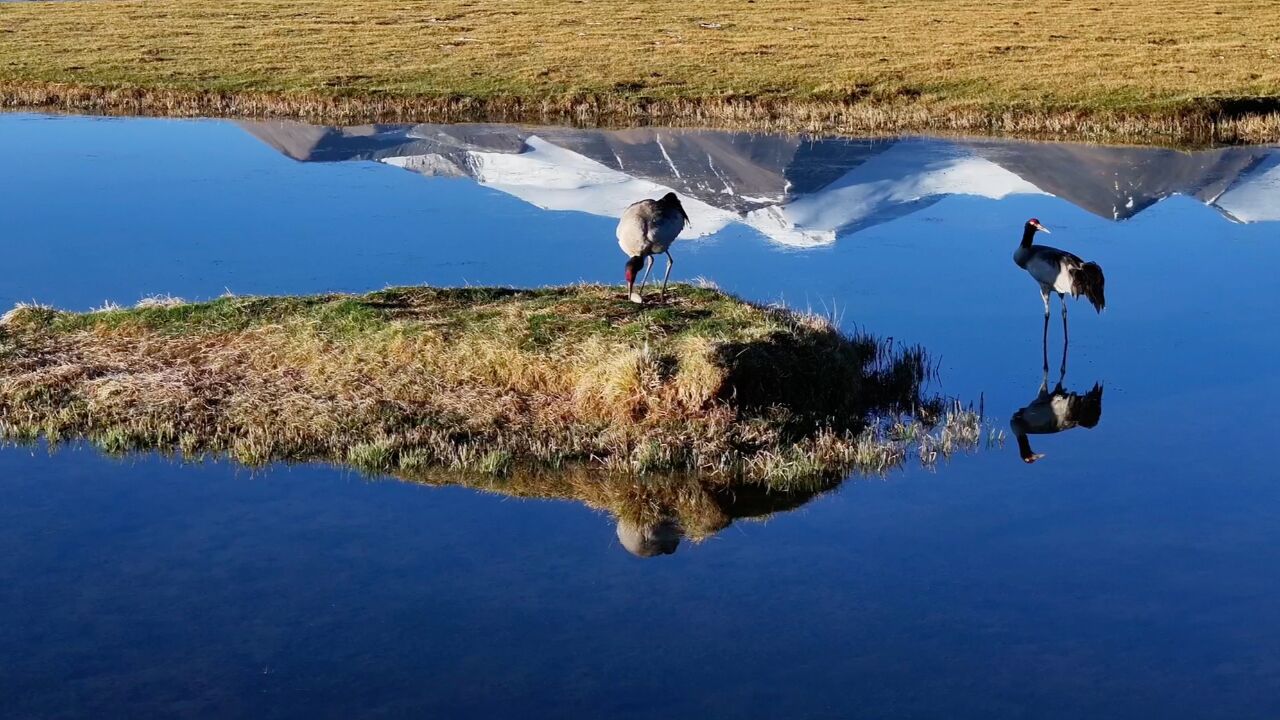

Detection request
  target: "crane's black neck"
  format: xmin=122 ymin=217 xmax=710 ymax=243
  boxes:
xmin=1020 ymin=224 xmax=1037 ymax=248
xmin=1016 ymin=433 xmax=1035 ymax=462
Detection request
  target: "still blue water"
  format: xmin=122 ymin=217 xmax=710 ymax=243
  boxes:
xmin=2 ymin=114 xmax=1279 ymax=718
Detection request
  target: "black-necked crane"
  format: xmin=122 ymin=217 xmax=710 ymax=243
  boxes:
xmin=1010 ymin=344 xmax=1103 ymax=464
xmin=1014 ymin=219 xmax=1106 ymax=344
xmin=617 ymin=192 xmax=689 ymax=304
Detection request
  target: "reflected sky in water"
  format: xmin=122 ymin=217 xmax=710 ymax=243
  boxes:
xmin=2 ymin=114 xmax=1280 ymax=718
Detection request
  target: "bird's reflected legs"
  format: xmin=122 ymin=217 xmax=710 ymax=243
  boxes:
xmin=1059 ymin=328 xmax=1069 ymax=383
xmin=1060 ymin=292 xmax=1069 ymax=348
xmin=1041 ymin=321 xmax=1050 ymax=373
xmin=660 ymin=251 xmax=674 ymax=298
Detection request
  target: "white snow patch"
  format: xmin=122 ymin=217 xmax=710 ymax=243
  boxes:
xmin=1212 ymin=152 xmax=1280 ymax=223
xmin=380 ymin=135 xmax=1050 ymax=249
xmin=656 ymin=135 xmax=682 ymax=179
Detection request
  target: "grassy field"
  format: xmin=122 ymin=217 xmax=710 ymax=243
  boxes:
xmin=2 ymin=0 xmax=1279 ymax=142
xmin=0 ymin=285 xmax=983 ymax=486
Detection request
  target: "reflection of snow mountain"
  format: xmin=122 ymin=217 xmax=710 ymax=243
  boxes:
xmin=1212 ymin=152 xmax=1280 ymax=223
xmin=959 ymin=139 xmax=1278 ymax=222
xmin=241 ymin=121 xmax=1280 ymax=247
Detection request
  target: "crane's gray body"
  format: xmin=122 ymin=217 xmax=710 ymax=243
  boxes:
xmin=617 ymin=194 xmax=689 ymax=304
xmin=1013 ymin=220 xmax=1106 ymax=316
xmin=617 ymin=198 xmax=685 ymax=258
xmin=1011 ymin=384 xmax=1077 ymax=437
xmin=1014 ymin=244 xmax=1084 ymax=296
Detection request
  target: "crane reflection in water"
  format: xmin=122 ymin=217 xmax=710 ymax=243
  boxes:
xmin=1010 ymin=339 xmax=1104 ymax=464
xmin=612 ymin=481 xmax=833 ymax=558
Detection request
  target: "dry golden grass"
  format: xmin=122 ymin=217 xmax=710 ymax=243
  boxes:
xmin=2 ymin=0 xmax=1280 ymax=142
xmin=0 ymin=285 xmax=983 ymax=487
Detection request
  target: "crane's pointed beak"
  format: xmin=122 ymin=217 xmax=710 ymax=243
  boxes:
xmin=1037 ymin=224 xmax=1052 ymax=234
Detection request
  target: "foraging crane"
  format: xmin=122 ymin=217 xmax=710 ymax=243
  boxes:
xmin=1010 ymin=346 xmax=1103 ymax=464
xmin=1013 ymin=219 xmax=1106 ymax=343
xmin=617 ymin=192 xmax=690 ymax=304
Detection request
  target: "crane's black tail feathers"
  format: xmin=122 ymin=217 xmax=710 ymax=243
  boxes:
xmin=1071 ymin=262 xmax=1106 ymax=313
xmin=1071 ymin=384 xmax=1105 ymax=429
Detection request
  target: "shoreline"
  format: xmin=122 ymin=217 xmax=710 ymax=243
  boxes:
xmin=4 ymin=82 xmax=1279 ymax=146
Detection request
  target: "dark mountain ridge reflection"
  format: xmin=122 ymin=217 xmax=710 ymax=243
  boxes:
xmin=241 ymin=121 xmax=1280 ymax=248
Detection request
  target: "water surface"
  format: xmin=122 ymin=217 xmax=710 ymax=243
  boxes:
xmin=2 ymin=114 xmax=1279 ymax=719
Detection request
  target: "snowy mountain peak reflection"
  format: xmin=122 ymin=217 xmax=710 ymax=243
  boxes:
xmin=241 ymin=121 xmax=1280 ymax=248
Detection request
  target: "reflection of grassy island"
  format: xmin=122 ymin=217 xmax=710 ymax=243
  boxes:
xmin=0 ymin=285 xmax=980 ymax=485
xmin=400 ymin=465 xmax=852 ymax=556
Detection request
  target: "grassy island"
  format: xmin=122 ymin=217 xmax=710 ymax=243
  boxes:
xmin=2 ymin=0 xmax=1279 ymax=143
xmin=0 ymin=285 xmax=982 ymax=487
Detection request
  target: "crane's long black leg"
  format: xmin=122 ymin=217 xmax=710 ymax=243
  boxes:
xmin=1040 ymin=288 xmax=1051 ymax=373
xmin=639 ymin=255 xmax=655 ymax=292
xmin=660 ymin=251 xmax=674 ymax=299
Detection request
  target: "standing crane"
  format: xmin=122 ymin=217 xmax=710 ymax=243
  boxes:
xmin=1013 ymin=218 xmax=1106 ymax=345
xmin=617 ymin=192 xmax=689 ymax=304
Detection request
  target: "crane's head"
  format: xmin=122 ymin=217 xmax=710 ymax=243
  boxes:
xmin=660 ymin=192 xmax=691 ymax=225
xmin=624 ymin=255 xmax=645 ymax=284
xmin=1026 ymin=218 xmax=1051 ymax=234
